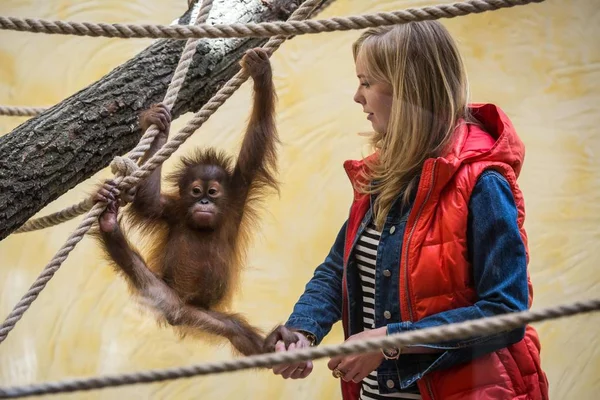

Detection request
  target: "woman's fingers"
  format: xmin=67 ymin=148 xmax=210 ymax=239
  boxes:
xmin=342 ymin=363 xmax=362 ymax=383
xmin=272 ymin=342 xmax=310 ymax=379
xmin=272 ymin=341 xmax=290 ymax=375
xmin=327 ymin=355 xmax=343 ymax=371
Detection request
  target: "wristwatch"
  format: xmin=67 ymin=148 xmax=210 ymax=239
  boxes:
xmin=381 ymin=326 xmax=401 ymax=360
xmin=381 ymin=346 xmax=401 ymax=360
xmin=297 ymin=330 xmax=317 ymax=347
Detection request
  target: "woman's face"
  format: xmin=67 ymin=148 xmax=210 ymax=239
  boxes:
xmin=353 ymin=53 xmax=393 ymax=135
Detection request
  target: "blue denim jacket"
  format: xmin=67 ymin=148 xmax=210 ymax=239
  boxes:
xmin=285 ymin=170 xmax=529 ymax=392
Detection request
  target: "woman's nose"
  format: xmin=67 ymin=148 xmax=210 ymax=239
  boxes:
xmin=353 ymin=89 xmax=364 ymax=105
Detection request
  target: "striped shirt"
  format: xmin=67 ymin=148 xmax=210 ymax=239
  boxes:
xmin=355 ymin=223 xmax=422 ymax=400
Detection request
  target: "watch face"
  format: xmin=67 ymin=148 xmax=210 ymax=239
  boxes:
xmin=384 ymin=348 xmax=400 ymax=358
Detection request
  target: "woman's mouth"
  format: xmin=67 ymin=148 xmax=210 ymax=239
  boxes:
xmin=367 ymin=113 xmax=374 ymax=121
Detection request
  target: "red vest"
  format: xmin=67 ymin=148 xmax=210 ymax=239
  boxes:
xmin=340 ymin=104 xmax=549 ymax=400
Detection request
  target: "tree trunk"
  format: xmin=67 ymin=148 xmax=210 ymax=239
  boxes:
xmin=0 ymin=0 xmax=313 ymax=240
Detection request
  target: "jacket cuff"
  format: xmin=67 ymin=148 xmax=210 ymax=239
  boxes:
xmin=285 ymin=317 xmax=325 ymax=345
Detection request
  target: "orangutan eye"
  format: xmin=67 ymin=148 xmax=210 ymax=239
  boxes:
xmin=191 ymin=187 xmax=202 ymax=196
xmin=208 ymin=188 xmax=218 ymax=196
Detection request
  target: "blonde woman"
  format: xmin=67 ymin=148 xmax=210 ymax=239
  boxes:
xmin=266 ymin=21 xmax=549 ymax=400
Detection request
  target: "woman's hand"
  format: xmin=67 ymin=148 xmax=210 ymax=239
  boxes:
xmin=327 ymin=327 xmax=387 ymax=383
xmin=268 ymin=327 xmax=314 ymax=380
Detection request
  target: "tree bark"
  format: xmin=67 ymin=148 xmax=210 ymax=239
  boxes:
xmin=0 ymin=0 xmax=313 ymax=240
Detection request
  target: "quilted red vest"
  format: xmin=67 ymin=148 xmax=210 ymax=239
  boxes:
xmin=339 ymin=104 xmax=549 ymax=400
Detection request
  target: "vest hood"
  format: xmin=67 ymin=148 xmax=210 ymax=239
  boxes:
xmin=343 ymin=103 xmax=525 ymax=192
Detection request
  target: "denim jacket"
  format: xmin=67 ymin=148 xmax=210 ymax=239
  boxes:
xmin=285 ymin=170 xmax=529 ymax=391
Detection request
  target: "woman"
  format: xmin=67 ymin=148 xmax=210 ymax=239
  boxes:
xmin=267 ymin=21 xmax=549 ymax=400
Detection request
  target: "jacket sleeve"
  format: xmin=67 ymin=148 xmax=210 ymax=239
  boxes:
xmin=387 ymin=170 xmax=529 ymax=371
xmin=285 ymin=220 xmax=347 ymax=344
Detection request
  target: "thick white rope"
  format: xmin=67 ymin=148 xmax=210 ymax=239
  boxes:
xmin=0 ymin=297 xmax=597 ymax=398
xmin=0 ymin=0 xmax=545 ymax=41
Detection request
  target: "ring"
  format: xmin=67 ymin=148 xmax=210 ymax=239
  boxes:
xmin=332 ymin=368 xmax=345 ymax=379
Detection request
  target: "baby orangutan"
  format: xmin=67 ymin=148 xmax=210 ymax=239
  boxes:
xmin=94 ymin=48 xmax=296 ymax=356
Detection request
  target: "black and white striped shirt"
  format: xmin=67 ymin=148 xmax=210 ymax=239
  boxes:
xmin=355 ymin=223 xmax=422 ymax=400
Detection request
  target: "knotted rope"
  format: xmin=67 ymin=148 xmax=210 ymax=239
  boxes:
xmin=110 ymin=156 xmax=139 ymax=176
xmin=10 ymin=0 xmax=546 ymax=233
xmin=0 ymin=297 xmax=598 ymax=398
xmin=109 ymin=156 xmax=139 ymax=204
xmin=0 ymin=0 xmax=321 ymax=345
xmin=0 ymin=0 xmax=544 ymax=41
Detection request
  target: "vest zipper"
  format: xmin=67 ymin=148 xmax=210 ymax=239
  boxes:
xmin=402 ymin=159 xmax=437 ymax=323
xmin=402 ymin=159 xmax=438 ymax=400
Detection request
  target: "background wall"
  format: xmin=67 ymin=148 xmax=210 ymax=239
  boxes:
xmin=0 ymin=0 xmax=598 ymax=399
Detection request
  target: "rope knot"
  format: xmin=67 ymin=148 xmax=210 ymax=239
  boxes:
xmin=110 ymin=156 xmax=139 ymax=177
xmin=109 ymin=156 xmax=139 ymax=205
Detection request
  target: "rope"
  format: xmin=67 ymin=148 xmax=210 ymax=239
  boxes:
xmin=0 ymin=297 xmax=598 ymax=398
xmin=0 ymin=0 xmax=320 ymax=345
xmin=0 ymin=0 xmax=213 ymax=344
xmin=0 ymin=105 xmax=46 ymax=116
xmin=12 ymin=200 xmax=94 ymax=233
xmin=13 ymin=201 xmax=90 ymax=233
xmin=0 ymin=0 xmax=545 ymax=40
xmin=10 ymin=0 xmax=544 ymax=234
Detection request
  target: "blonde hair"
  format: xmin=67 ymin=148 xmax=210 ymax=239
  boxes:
xmin=352 ymin=21 xmax=472 ymax=230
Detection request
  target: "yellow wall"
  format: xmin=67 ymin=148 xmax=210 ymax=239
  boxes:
xmin=0 ymin=0 xmax=598 ymax=399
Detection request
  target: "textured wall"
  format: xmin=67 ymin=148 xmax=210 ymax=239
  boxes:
xmin=0 ymin=0 xmax=598 ymax=399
